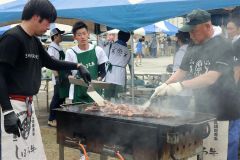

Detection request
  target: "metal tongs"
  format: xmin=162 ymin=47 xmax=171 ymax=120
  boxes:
xmin=139 ymin=92 xmax=158 ymax=110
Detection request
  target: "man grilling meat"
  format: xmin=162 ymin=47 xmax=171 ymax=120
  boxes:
xmin=152 ymin=9 xmax=240 ymax=160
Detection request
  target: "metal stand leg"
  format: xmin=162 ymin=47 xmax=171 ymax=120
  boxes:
xmin=59 ymin=144 xmax=64 ymax=160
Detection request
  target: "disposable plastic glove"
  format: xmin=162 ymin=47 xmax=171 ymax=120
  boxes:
xmin=153 ymin=83 xmax=168 ymax=97
xmin=166 ymin=82 xmax=184 ymax=96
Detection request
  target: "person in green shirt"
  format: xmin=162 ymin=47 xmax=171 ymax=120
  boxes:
xmin=65 ymin=21 xmax=108 ymax=103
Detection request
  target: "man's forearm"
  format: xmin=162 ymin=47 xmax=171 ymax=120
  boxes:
xmin=234 ymin=66 xmax=240 ymax=83
xmin=165 ymin=69 xmax=187 ymax=84
xmin=181 ymin=71 xmax=221 ymax=89
xmin=98 ymin=63 xmax=106 ymax=79
xmin=0 ymin=73 xmax=13 ymax=112
xmin=44 ymin=57 xmax=78 ymax=70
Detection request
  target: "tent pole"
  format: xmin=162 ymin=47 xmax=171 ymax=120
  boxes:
xmin=130 ymin=33 xmax=135 ymax=104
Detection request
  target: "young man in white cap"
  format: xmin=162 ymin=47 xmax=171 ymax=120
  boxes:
xmin=47 ymin=28 xmax=69 ymax=127
xmin=152 ymin=9 xmax=239 ymax=160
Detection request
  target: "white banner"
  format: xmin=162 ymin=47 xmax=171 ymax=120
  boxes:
xmin=1 ymin=100 xmax=46 ymax=160
xmin=202 ymin=120 xmax=229 ymax=160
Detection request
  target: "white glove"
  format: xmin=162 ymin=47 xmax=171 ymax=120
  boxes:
xmin=166 ymin=82 xmax=184 ymax=96
xmin=153 ymin=83 xmax=168 ymax=97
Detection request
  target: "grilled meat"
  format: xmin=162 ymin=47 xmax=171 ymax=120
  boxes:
xmin=85 ymin=101 xmax=174 ymax=118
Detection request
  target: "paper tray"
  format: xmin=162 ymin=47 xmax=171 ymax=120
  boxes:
xmin=69 ymin=77 xmax=111 ymax=89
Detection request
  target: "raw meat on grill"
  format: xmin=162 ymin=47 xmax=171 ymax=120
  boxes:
xmin=84 ymin=101 xmax=174 ymax=118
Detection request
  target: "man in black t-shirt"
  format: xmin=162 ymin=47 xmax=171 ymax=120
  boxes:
xmin=0 ymin=0 xmax=91 ymax=159
xmin=152 ymin=9 xmax=240 ymax=159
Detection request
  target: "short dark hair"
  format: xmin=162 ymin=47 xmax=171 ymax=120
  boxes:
xmin=72 ymin=21 xmax=88 ymax=35
xmin=22 ymin=0 xmax=57 ymax=23
xmin=176 ymin=31 xmax=190 ymax=44
xmin=51 ymin=34 xmax=58 ymax=41
xmin=118 ymin=31 xmax=130 ymax=42
xmin=139 ymin=38 xmax=143 ymax=42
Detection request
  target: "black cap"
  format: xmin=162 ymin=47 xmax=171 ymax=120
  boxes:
xmin=180 ymin=9 xmax=211 ymax=32
xmin=50 ymin=28 xmax=65 ymax=37
xmin=118 ymin=31 xmax=130 ymax=42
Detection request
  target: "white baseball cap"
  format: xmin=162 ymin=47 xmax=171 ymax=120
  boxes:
xmin=50 ymin=28 xmax=65 ymax=37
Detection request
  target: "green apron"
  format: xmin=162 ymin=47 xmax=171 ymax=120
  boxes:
xmin=58 ymin=50 xmax=70 ymax=98
xmin=71 ymin=47 xmax=98 ymax=103
xmin=51 ymin=46 xmax=70 ymax=99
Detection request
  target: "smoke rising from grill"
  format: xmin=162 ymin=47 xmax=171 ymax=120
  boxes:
xmin=155 ymin=17 xmax=240 ymax=121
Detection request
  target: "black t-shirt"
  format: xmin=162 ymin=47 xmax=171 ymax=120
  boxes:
xmin=0 ymin=26 xmax=78 ymax=98
xmin=0 ymin=26 xmax=78 ymax=111
xmin=0 ymin=26 xmax=45 ymax=95
xmin=180 ymin=35 xmax=239 ymax=120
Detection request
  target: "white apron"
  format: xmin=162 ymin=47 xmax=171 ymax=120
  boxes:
xmin=188 ymin=120 xmax=229 ymax=160
xmin=202 ymin=120 xmax=229 ymax=160
xmin=1 ymin=100 xmax=46 ymax=160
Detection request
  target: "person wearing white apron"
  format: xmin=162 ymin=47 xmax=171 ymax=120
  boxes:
xmin=0 ymin=1 xmax=91 ymax=159
xmin=104 ymin=31 xmax=131 ymax=101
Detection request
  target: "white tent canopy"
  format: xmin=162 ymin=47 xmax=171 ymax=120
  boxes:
xmin=106 ymin=20 xmax=178 ymax=36
xmin=46 ymin=23 xmax=73 ymax=36
xmin=135 ymin=20 xmax=178 ymax=36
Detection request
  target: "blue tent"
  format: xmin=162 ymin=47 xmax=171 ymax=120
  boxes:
xmin=0 ymin=0 xmax=240 ymax=32
xmin=144 ymin=24 xmax=159 ymax=34
xmin=134 ymin=20 xmax=178 ymax=35
xmin=134 ymin=24 xmax=160 ymax=35
xmin=0 ymin=25 xmax=12 ymax=35
xmin=162 ymin=21 xmax=178 ymax=35
xmin=155 ymin=21 xmax=178 ymax=35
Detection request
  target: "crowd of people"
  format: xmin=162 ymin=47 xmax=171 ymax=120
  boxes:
xmin=0 ymin=0 xmax=240 ymax=160
xmin=135 ymin=35 xmax=175 ymax=57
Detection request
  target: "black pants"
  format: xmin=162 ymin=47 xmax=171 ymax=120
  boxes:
xmin=48 ymin=84 xmax=65 ymax=121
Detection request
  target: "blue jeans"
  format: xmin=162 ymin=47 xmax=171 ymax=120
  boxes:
xmin=228 ymin=119 xmax=240 ymax=160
